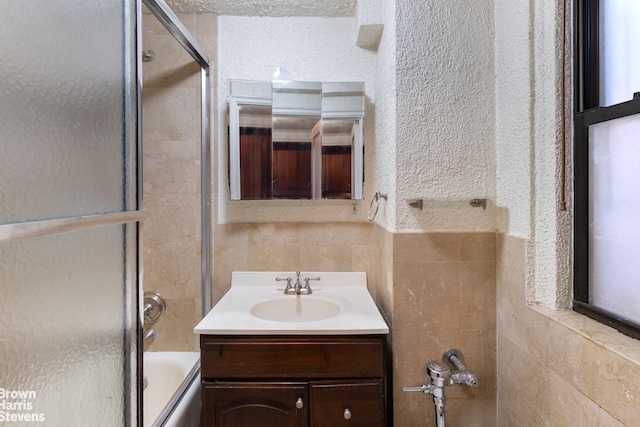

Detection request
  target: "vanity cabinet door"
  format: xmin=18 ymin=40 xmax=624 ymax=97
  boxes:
xmin=310 ymin=380 xmax=384 ymax=427
xmin=202 ymin=381 xmax=308 ymax=427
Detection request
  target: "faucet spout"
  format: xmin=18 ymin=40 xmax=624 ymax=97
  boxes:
xmin=294 ymin=271 xmax=302 ymax=292
xmin=143 ymin=328 xmax=156 ymax=343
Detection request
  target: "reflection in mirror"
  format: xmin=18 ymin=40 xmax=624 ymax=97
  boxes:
xmin=319 ymin=119 xmax=360 ymax=199
xmin=228 ymin=80 xmax=365 ymax=200
xmin=272 ymin=81 xmax=320 ymax=199
xmin=237 ymin=104 xmax=271 ymax=199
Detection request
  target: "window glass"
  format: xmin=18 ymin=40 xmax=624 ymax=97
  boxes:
xmin=588 ymin=114 xmax=640 ymax=324
xmin=599 ymin=2 xmax=640 ymax=107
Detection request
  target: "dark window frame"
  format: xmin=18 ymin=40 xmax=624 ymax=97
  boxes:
xmin=573 ymin=0 xmax=640 ymax=339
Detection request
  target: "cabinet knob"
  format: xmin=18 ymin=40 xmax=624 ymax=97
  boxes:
xmin=343 ymin=408 xmax=352 ymax=420
xmin=295 ymin=397 xmax=304 ymax=409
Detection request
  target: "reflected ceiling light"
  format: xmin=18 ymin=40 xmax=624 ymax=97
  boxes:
xmin=270 ymin=67 xmax=291 ymax=82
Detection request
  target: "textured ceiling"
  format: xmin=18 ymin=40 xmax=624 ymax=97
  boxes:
xmin=165 ymin=0 xmax=356 ymax=16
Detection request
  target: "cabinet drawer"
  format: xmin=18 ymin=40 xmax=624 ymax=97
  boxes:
xmin=201 ymin=335 xmax=385 ymax=379
xmin=310 ymin=380 xmax=384 ymax=427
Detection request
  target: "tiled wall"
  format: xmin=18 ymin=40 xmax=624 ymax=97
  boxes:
xmin=141 ymin=12 xmax=216 ymax=351
xmin=390 ymin=231 xmax=497 ymax=427
xmin=212 ymin=222 xmax=379 ymax=304
xmin=497 ymin=234 xmax=640 ymax=426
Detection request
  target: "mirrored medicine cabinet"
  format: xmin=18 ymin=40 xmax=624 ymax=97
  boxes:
xmin=228 ymin=79 xmax=365 ymax=200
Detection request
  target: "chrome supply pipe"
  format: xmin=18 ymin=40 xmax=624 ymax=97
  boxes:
xmin=444 ymin=348 xmax=478 ymax=387
xmin=403 ymin=348 xmax=478 ymax=427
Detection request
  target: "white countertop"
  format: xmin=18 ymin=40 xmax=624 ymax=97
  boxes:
xmin=194 ymin=271 xmax=389 ymax=335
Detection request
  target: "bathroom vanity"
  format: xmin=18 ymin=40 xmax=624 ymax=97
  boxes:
xmin=200 ymin=334 xmax=386 ymax=426
xmin=194 ymin=272 xmax=390 ymax=426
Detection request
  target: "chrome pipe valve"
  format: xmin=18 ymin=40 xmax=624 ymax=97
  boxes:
xmin=443 ymin=348 xmax=478 ymax=387
xmin=403 ymin=348 xmax=479 ymax=427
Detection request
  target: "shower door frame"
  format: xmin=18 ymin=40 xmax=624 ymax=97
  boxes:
xmin=141 ymin=0 xmax=213 ymax=319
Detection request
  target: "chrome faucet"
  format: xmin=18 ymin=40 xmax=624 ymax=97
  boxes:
xmin=276 ymin=272 xmax=320 ymax=295
xmin=143 ymin=328 xmax=156 ymax=343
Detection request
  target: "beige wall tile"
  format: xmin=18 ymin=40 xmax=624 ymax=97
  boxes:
xmin=195 ymin=14 xmax=218 ymax=37
xmin=497 ymin=332 xmax=550 ymax=426
xmin=141 ymin=12 xmax=205 ymax=352
xmin=549 ymin=371 xmax=625 ymax=427
xmin=142 ymin=8 xmax=169 ymax=34
xmin=141 ymin=33 xmax=200 ymax=89
xmin=299 ymin=244 xmax=353 ymax=271
xmin=375 ymin=226 xmax=394 ymax=321
xmin=497 ymin=401 xmax=523 ymax=427
xmin=143 ymin=87 xmax=197 ymax=141
xmin=149 ymin=296 xmax=200 ymax=352
xmin=212 ymin=223 xmax=379 ymax=304
xmin=455 ymin=397 xmax=497 ymax=427
xmin=392 ymin=232 xmax=496 ymax=426
xmin=460 ymin=329 xmax=497 ymax=399
xmin=143 ymin=193 xmax=197 ymax=247
xmin=143 ymin=140 xmax=197 ymax=194
xmin=352 ymin=244 xmax=377 ymax=290
xmin=496 ymin=235 xmax=549 ymax=363
xmin=144 ymin=246 xmax=198 ymax=299
xmin=548 ymin=321 xmax=640 ymax=426
xmin=460 ymin=232 xmax=496 ymax=261
xmin=393 ymin=261 xmax=461 ymax=331
xmin=460 ymin=261 xmax=496 ymax=331
xmin=394 ymin=232 xmax=461 ymax=262
xmin=175 ymin=14 xmax=196 ymax=33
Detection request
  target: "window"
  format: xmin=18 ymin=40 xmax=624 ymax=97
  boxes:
xmin=574 ymin=0 xmax=640 ymax=339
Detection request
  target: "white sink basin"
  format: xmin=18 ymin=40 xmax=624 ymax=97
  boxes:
xmin=251 ymin=296 xmax=343 ymax=322
xmin=194 ymin=271 xmax=389 ymax=335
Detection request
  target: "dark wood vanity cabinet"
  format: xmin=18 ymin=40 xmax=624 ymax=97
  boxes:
xmin=200 ymin=335 xmax=388 ymax=427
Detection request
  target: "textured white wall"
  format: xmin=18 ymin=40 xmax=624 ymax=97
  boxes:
xmin=370 ymin=0 xmax=397 ymax=230
xmin=213 ymin=1 xmax=571 ymax=307
xmin=495 ymin=0 xmax=533 ymax=239
xmin=495 ymin=0 xmax=572 ymax=309
xmin=392 ymin=0 xmax=497 ymax=232
xmin=355 ymin=0 xmax=383 ymax=48
xmin=216 ymin=16 xmax=377 ymax=223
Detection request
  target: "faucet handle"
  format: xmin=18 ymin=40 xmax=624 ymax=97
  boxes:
xmin=303 ymin=276 xmax=320 ymax=287
xmin=402 ymin=384 xmax=435 ymax=395
xmin=276 ymin=276 xmax=296 ymax=294
xmin=299 ymin=276 xmax=319 ymax=294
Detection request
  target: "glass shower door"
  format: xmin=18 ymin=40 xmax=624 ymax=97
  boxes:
xmin=0 ymin=0 xmax=141 ymax=425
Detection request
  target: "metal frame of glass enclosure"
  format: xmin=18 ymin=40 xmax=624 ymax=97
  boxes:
xmin=141 ymin=0 xmax=213 ymax=319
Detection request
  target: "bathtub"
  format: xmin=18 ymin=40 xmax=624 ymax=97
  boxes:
xmin=143 ymin=352 xmax=200 ymax=427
